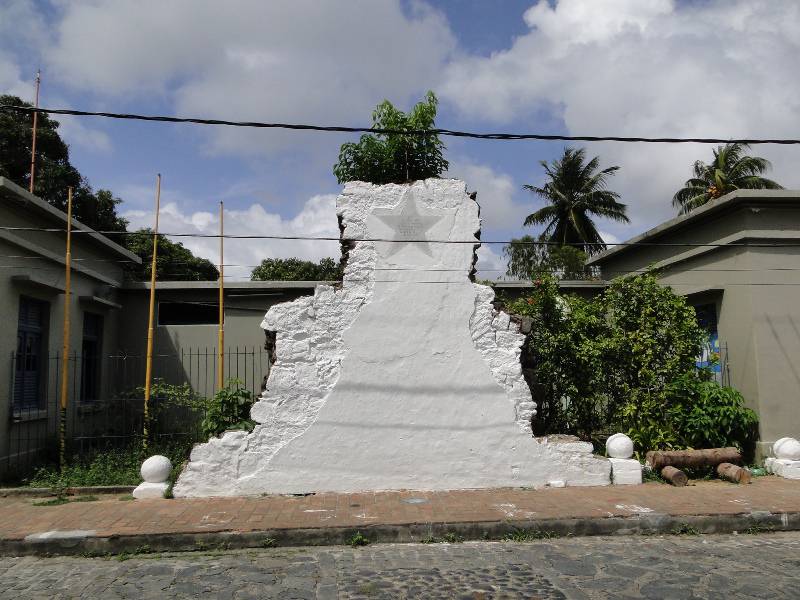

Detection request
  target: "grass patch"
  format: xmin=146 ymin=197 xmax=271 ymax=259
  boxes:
xmin=743 ymin=524 xmax=775 ymax=535
xmin=671 ymin=523 xmax=700 ymax=536
xmin=25 ymin=439 xmax=194 ymax=489
xmin=118 ymin=494 xmax=135 ymax=501
xmin=441 ymin=532 xmax=464 ymax=543
xmin=72 ymin=495 xmax=99 ymax=502
xmin=347 ymin=531 xmax=370 ymax=547
xmin=502 ymin=528 xmax=560 ymax=542
xmin=32 ymin=497 xmax=69 ymax=507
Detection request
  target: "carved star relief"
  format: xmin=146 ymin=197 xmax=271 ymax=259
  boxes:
xmin=374 ymin=194 xmax=445 ymax=258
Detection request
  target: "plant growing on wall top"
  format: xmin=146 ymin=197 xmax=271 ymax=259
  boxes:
xmin=201 ymin=379 xmax=256 ymax=439
xmin=333 ymin=91 xmax=448 ymax=184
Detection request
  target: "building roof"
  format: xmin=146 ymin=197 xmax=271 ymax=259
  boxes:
xmin=587 ymin=189 xmax=800 ymax=266
xmin=0 ymin=176 xmax=141 ymax=263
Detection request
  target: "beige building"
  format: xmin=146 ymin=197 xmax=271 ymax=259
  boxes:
xmin=0 ymin=177 xmax=139 ymax=476
xmin=0 ymin=177 xmax=319 ymax=479
xmin=588 ymin=190 xmax=800 ymax=458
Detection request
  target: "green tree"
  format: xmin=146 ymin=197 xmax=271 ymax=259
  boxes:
xmin=522 ymin=147 xmax=628 ymax=255
xmin=250 ymin=257 xmax=342 ymax=281
xmin=507 ymin=272 xmax=707 ymax=447
xmin=503 ymin=235 xmax=588 ymax=280
xmin=333 ymin=91 xmax=448 ymax=184
xmin=0 ymin=95 xmax=128 ymax=233
xmin=123 ymin=229 xmax=219 ymax=281
xmin=672 ymin=142 xmax=783 ymax=214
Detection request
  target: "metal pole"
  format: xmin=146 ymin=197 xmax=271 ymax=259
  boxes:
xmin=58 ymin=186 xmax=73 ymax=471
xmin=218 ymin=201 xmax=224 ymax=391
xmin=143 ymin=174 xmax=161 ymax=450
xmin=29 ymin=70 xmax=41 ymax=194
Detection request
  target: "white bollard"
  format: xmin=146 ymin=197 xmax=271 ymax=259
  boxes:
xmin=133 ymin=455 xmax=173 ymax=499
xmin=767 ymin=437 xmax=800 ymax=479
xmin=606 ymin=433 xmax=642 ymax=485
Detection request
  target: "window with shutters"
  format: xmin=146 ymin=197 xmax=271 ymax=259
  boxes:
xmin=14 ymin=297 xmax=48 ymax=412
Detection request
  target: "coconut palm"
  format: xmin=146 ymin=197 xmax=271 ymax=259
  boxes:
xmin=523 ymin=147 xmax=629 ymax=255
xmin=672 ymin=143 xmax=783 ymax=214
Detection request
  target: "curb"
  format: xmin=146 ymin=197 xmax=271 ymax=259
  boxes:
xmin=2 ymin=510 xmax=798 ymax=557
xmin=0 ymin=486 xmax=135 ymax=498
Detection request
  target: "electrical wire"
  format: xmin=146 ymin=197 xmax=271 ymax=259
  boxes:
xmin=2 ymin=225 xmax=800 ymax=248
xmin=3 ymin=105 xmax=800 ymax=145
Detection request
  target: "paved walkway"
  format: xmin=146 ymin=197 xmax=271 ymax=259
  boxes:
xmin=2 ymin=532 xmax=799 ymax=598
xmin=1 ymin=477 xmax=799 ymax=553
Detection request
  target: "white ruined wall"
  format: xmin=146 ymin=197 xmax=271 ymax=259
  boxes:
xmin=174 ymin=179 xmax=610 ymax=497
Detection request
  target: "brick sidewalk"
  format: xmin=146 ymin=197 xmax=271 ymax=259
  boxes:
xmin=1 ymin=477 xmax=799 ymax=554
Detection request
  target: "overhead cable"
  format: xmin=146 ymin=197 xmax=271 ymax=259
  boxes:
xmin=3 ymin=105 xmax=800 ymax=145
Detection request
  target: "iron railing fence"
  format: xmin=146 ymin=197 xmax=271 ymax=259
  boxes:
xmin=2 ymin=346 xmax=267 ymax=482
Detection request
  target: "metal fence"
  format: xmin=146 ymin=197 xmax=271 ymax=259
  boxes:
xmin=2 ymin=347 xmax=268 ymax=482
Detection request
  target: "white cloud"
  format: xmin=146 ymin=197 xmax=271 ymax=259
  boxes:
xmin=442 ymin=0 xmax=800 ymax=234
xmin=123 ymin=193 xmax=340 ymax=280
xmin=475 ymin=244 xmax=507 ymax=280
xmin=45 ymin=0 xmax=456 ymax=157
xmin=446 ymin=161 xmax=529 ymax=232
xmin=55 ymin=114 xmax=112 ymax=153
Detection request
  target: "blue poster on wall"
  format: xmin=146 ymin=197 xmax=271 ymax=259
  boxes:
xmin=696 ymin=332 xmax=721 ymax=372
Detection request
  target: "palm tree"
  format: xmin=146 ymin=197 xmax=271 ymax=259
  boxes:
xmin=672 ymin=142 xmax=783 ymax=214
xmin=523 ymin=147 xmax=629 ymax=255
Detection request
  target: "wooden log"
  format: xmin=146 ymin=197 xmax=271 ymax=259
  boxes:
xmin=661 ymin=466 xmax=688 ymax=487
xmin=646 ymin=447 xmax=742 ymax=471
xmin=717 ymin=462 xmax=752 ymax=484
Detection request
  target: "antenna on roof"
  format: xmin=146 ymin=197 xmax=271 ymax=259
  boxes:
xmin=29 ymin=70 xmax=41 ymax=194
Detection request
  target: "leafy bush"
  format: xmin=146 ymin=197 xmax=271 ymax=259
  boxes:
xmin=201 ymin=379 xmax=256 ymax=439
xmin=27 ymin=439 xmax=193 ymax=488
xmin=506 ymin=271 xmax=756 ymax=453
xmin=665 ymin=372 xmax=758 ymax=451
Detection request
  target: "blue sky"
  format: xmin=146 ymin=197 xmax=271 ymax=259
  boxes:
xmin=2 ymin=0 xmax=799 ymax=279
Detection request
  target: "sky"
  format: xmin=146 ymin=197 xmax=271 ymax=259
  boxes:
xmin=2 ymin=0 xmax=799 ymax=280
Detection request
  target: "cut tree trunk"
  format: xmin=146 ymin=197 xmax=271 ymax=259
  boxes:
xmin=661 ymin=466 xmax=688 ymax=487
xmin=646 ymin=447 xmax=741 ymax=471
xmin=717 ymin=462 xmax=752 ymax=484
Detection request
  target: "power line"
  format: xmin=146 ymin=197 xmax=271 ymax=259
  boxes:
xmin=3 ymin=105 xmax=800 ymax=145
xmin=2 ymin=225 xmax=800 ymax=248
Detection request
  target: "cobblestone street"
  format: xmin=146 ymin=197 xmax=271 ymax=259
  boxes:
xmin=1 ymin=532 xmax=799 ymax=599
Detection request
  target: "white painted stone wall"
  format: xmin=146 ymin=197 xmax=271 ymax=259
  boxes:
xmin=174 ymin=179 xmax=610 ymax=497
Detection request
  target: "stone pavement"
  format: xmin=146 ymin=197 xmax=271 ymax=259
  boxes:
xmin=1 ymin=532 xmax=799 ymax=598
xmin=1 ymin=477 xmax=800 ymax=556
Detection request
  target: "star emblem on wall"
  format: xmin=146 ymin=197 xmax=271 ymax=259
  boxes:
xmin=374 ymin=194 xmax=445 ymax=257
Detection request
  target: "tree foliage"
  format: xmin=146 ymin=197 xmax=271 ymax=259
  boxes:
xmin=123 ymin=229 xmax=219 ymax=281
xmin=503 ymin=235 xmax=589 ymax=280
xmin=523 ymin=147 xmax=628 ymax=254
xmin=672 ymin=142 xmax=783 ymax=214
xmin=0 ymin=95 xmax=128 ymax=233
xmin=250 ymin=257 xmax=342 ymax=281
xmin=507 ymin=272 xmax=755 ymax=452
xmin=333 ymin=91 xmax=448 ymax=184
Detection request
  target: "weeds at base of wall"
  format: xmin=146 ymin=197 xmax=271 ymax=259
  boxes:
xmin=347 ymin=532 xmax=370 ymax=547
xmin=502 ymin=528 xmax=562 ymax=542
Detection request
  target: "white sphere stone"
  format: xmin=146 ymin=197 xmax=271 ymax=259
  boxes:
xmin=141 ymin=455 xmax=173 ymax=483
xmin=606 ymin=433 xmax=634 ymax=459
xmin=774 ymin=437 xmax=800 ymax=461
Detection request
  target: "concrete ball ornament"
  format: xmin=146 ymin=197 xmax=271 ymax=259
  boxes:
xmin=141 ymin=455 xmax=173 ymax=483
xmin=606 ymin=433 xmax=634 ymax=459
xmin=774 ymin=437 xmax=800 ymax=461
